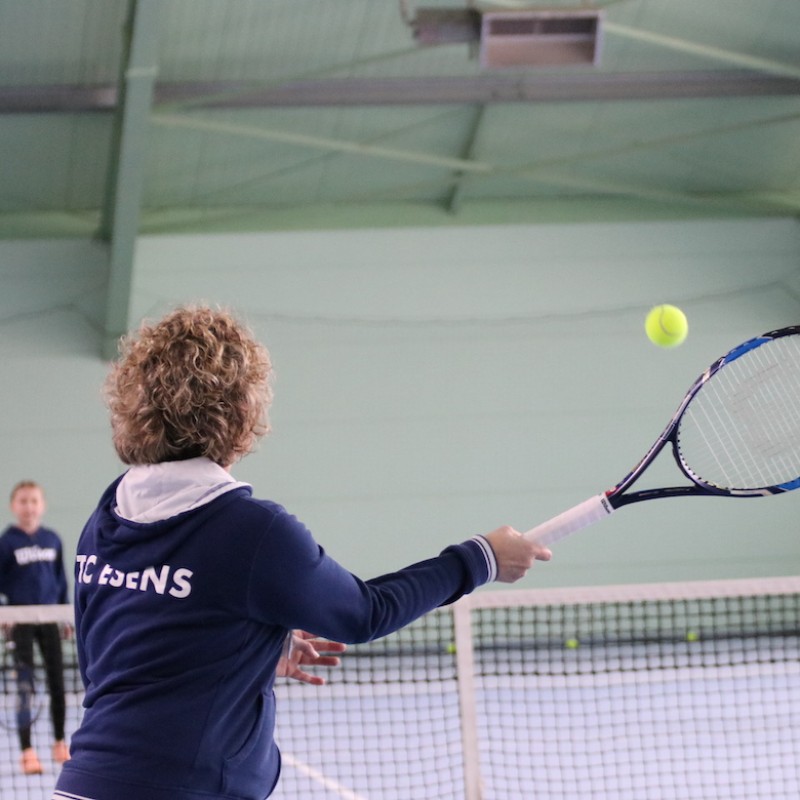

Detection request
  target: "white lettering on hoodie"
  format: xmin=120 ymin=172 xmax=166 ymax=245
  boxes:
xmin=76 ymin=458 xmax=251 ymax=601
xmin=76 ymin=555 xmax=194 ymax=598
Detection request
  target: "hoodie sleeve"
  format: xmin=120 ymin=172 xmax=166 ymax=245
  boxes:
xmin=246 ymin=511 xmax=494 ymax=644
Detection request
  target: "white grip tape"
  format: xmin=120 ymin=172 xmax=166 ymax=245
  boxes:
xmin=524 ymin=493 xmax=614 ymax=546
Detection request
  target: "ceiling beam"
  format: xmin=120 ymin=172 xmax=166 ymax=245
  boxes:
xmin=98 ymin=0 xmax=161 ymax=358
xmin=447 ymin=105 xmax=487 ymax=214
xmin=153 ymin=70 xmax=800 ymax=107
xmin=148 ymin=105 xmax=799 ymax=198
xmin=2 ymin=71 xmax=800 ymax=115
xmin=604 ymin=22 xmax=800 ymax=81
xmin=150 ymin=112 xmax=494 ymax=175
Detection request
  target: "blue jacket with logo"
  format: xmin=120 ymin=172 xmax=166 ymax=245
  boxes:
xmin=55 ymin=460 xmax=495 ymax=800
xmin=0 ymin=525 xmax=68 ymax=605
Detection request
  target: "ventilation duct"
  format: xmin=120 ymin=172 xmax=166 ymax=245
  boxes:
xmin=411 ymin=7 xmax=603 ymax=68
xmin=480 ymin=9 xmax=603 ymax=68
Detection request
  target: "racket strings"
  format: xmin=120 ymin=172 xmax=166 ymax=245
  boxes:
xmin=678 ymin=334 xmax=800 ymax=491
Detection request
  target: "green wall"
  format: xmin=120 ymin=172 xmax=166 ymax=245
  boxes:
xmin=1 ymin=218 xmax=799 ymax=591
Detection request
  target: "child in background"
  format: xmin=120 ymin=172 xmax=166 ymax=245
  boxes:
xmin=0 ymin=481 xmax=70 ymax=774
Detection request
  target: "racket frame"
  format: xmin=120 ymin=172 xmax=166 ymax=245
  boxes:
xmin=610 ymin=326 xmax=800 ymax=509
xmin=525 ymin=325 xmax=800 ymax=546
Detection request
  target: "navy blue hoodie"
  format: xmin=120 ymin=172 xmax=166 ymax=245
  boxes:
xmin=55 ymin=459 xmax=495 ymax=800
xmin=0 ymin=524 xmax=68 ymax=605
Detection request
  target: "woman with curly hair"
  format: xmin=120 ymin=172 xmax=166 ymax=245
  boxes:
xmin=53 ymin=305 xmax=551 ymax=800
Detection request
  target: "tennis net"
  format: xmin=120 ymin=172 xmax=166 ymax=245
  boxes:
xmin=1 ymin=576 xmax=798 ymax=799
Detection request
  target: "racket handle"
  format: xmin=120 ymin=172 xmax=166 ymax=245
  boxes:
xmin=524 ymin=493 xmax=614 ymax=546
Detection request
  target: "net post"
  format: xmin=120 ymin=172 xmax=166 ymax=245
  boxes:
xmin=453 ymin=596 xmax=482 ymax=800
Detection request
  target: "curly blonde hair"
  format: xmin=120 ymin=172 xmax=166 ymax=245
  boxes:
xmin=106 ymin=306 xmax=272 ymax=466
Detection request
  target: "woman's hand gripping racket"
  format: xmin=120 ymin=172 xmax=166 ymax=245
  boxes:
xmin=525 ymin=326 xmax=800 ymax=546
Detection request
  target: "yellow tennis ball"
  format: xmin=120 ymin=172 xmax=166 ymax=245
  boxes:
xmin=686 ymin=630 xmax=699 ymax=642
xmin=564 ymin=638 xmax=580 ymax=650
xmin=645 ymin=304 xmax=688 ymax=348
xmin=445 ymin=642 xmax=457 ymax=655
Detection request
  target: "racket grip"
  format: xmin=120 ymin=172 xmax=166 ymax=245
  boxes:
xmin=524 ymin=493 xmax=614 ymax=546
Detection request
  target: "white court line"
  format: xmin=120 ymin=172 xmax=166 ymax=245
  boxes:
xmin=281 ymin=752 xmax=370 ymax=800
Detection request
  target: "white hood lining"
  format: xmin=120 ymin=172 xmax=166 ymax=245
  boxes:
xmin=115 ymin=457 xmax=251 ymax=524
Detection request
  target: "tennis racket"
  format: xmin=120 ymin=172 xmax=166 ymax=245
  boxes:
xmin=525 ymin=325 xmax=800 ymax=546
xmin=0 ymin=636 xmax=43 ymax=731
